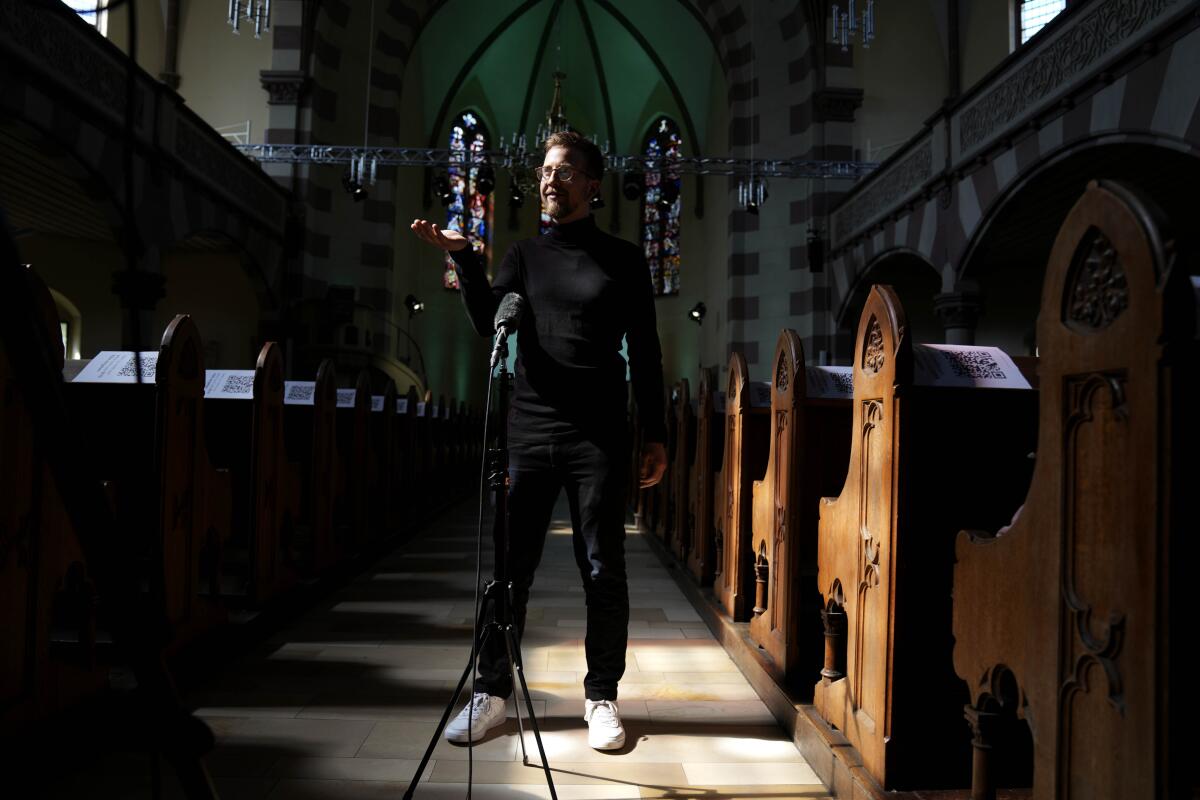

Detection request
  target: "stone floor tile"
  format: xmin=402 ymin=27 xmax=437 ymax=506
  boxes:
xmin=682 ymin=763 xmax=822 ymax=785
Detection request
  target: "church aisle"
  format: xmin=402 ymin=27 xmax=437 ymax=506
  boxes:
xmin=49 ymin=495 xmax=830 ymax=799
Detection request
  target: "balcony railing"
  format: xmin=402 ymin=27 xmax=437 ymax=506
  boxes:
xmin=830 ymin=0 xmax=1191 ymax=250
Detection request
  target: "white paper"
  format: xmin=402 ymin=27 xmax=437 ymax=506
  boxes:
xmin=204 ymin=369 xmax=255 ymax=399
xmin=71 ymin=351 xmax=159 ymax=383
xmin=912 ymin=344 xmax=1031 ymax=390
xmin=336 ymin=388 xmax=356 ymax=408
xmin=805 ymin=366 xmax=854 ymax=399
xmin=284 ymin=381 xmax=316 ymax=406
xmin=417 ymin=401 xmax=427 ymax=417
xmin=396 ymin=398 xmax=409 ymax=414
xmin=443 ymin=404 xmax=451 ymax=419
xmin=371 ymin=395 xmax=385 ymax=412
xmin=749 ymin=381 xmax=773 ymax=408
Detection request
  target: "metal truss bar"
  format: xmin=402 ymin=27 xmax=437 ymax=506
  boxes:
xmin=232 ymin=144 xmax=876 ymax=180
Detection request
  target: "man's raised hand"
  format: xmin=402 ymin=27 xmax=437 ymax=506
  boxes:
xmin=410 ymin=219 xmax=469 ymax=252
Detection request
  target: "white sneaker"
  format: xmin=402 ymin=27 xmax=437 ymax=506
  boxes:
xmin=584 ymin=699 xmax=626 ymax=750
xmin=445 ymin=692 xmax=507 ymax=743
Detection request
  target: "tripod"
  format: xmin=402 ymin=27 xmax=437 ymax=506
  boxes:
xmin=403 ymin=335 xmax=557 ymax=800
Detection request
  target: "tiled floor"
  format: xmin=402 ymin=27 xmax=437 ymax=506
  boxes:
xmin=44 ymin=498 xmax=832 ymax=799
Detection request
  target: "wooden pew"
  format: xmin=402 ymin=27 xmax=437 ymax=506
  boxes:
xmin=283 ymin=360 xmax=338 ymax=574
xmin=653 ymin=382 xmax=679 ymax=542
xmin=335 ymin=372 xmax=371 ymax=553
xmin=202 ymin=342 xmax=293 ymax=606
xmin=670 ymin=378 xmax=696 ymax=561
xmin=748 ymin=329 xmax=852 ymax=686
xmin=685 ymin=367 xmax=723 ymax=585
xmin=64 ymin=316 xmax=232 ymax=650
xmin=369 ymin=380 xmax=398 ymax=541
xmin=813 ymin=285 xmax=1038 ymax=790
xmin=951 ymin=181 xmax=1197 ymax=800
xmin=713 ymin=354 xmax=772 ymax=621
xmin=396 ymin=387 xmax=419 ymax=526
xmin=1 ymin=266 xmax=106 ymax=730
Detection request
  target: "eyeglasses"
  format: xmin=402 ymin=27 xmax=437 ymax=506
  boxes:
xmin=534 ymin=165 xmax=592 ymax=183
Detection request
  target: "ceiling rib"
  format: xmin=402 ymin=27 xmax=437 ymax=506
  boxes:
xmin=574 ymin=0 xmax=616 ymax=152
xmin=589 ymin=0 xmax=701 ymax=155
xmin=517 ymin=0 xmax=567 ymax=139
xmin=425 ymin=0 xmax=546 ymax=148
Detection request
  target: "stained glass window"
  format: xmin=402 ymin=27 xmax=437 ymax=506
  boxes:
xmin=641 ymin=118 xmax=683 ymax=296
xmin=444 ymin=112 xmax=493 ymax=289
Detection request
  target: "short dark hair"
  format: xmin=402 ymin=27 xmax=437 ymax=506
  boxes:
xmin=544 ymin=130 xmax=604 ymax=181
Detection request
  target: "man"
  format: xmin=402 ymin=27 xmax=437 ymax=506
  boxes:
xmin=410 ymin=130 xmax=667 ymax=751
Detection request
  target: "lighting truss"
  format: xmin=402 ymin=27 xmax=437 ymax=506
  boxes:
xmin=232 ymin=144 xmax=877 ymax=180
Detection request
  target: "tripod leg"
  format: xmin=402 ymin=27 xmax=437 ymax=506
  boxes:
xmin=502 ymin=626 xmax=558 ymax=800
xmin=503 ymin=623 xmax=531 ymax=764
xmin=402 ymin=599 xmax=496 ymax=800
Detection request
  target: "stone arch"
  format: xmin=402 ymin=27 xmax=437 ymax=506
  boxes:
xmin=834 ymin=248 xmax=941 ymax=362
xmin=958 ymin=133 xmax=1200 ymax=357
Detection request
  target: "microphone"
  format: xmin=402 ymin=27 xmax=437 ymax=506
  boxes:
xmin=490 ymin=293 xmax=525 ymax=367
xmin=494 ymin=292 xmax=525 ymax=336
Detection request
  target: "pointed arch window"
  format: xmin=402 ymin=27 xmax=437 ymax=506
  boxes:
xmin=444 ymin=112 xmax=493 ymax=289
xmin=641 ymin=117 xmax=683 ymax=296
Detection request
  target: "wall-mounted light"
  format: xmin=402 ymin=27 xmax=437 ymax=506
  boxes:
xmin=475 ymin=165 xmax=495 ymax=196
xmin=688 ymin=301 xmax=707 ymax=325
xmin=508 ymin=182 xmax=525 ymax=208
xmin=433 ymin=173 xmax=453 ymax=207
xmin=405 ymin=294 xmax=425 ymax=317
xmin=622 ymin=172 xmax=643 ymax=201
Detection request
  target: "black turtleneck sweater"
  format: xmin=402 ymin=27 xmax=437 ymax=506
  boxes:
xmin=450 ymin=215 xmax=666 ymax=444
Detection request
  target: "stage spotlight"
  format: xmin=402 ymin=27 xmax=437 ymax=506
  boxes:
xmin=622 ymin=172 xmax=643 ymax=200
xmin=405 ymin=294 xmax=425 ymax=316
xmin=342 ymin=173 xmax=368 ymax=202
xmin=475 ymin=165 xmax=495 ymax=196
xmin=688 ymin=301 xmax=706 ymax=325
xmin=433 ymin=173 xmax=453 ymax=207
xmin=657 ymin=180 xmax=680 ymax=210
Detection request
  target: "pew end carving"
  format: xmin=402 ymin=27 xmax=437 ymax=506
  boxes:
xmin=748 ymin=330 xmax=851 ymax=688
xmin=951 ymin=180 xmax=1198 ymax=800
xmin=713 ymin=353 xmax=771 ymax=622
xmin=814 ymin=285 xmax=1038 ymax=791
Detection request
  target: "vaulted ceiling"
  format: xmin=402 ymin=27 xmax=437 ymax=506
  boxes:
xmin=405 ymin=0 xmax=727 ymax=156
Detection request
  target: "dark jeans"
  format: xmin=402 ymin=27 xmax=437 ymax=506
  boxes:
xmin=476 ymin=433 xmax=631 ymax=702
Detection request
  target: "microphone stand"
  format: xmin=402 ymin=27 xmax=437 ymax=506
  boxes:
xmin=403 ymin=330 xmax=557 ymax=800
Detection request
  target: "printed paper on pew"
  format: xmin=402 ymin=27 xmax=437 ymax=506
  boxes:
xmin=336 ymin=389 xmax=356 ymax=408
xmin=71 ymin=351 xmax=160 ymax=383
xmin=371 ymin=395 xmax=385 ymax=412
xmin=204 ymin=370 xmax=255 ymax=399
xmin=805 ymin=366 xmax=854 ymax=398
xmin=417 ymin=401 xmax=427 ymax=417
xmin=749 ymin=382 xmax=773 ymax=408
xmin=1192 ymin=276 xmax=1199 ymax=338
xmin=912 ymin=344 xmax=1031 ymax=390
xmin=284 ymin=381 xmax=316 ymax=405
xmin=396 ymin=398 xmax=409 ymax=414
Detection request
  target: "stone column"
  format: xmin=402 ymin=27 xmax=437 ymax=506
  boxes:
xmin=112 ymin=268 xmax=166 ymax=351
xmin=934 ymin=285 xmax=983 ymax=345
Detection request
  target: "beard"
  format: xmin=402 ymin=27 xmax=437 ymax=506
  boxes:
xmin=543 ymin=192 xmax=575 ymax=220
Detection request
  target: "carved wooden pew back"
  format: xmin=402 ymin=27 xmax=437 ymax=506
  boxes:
xmin=334 ymin=372 xmax=371 ymax=553
xmin=814 ymin=285 xmax=1038 ymax=790
xmin=713 ymin=353 xmax=772 ymax=621
xmin=1 ymin=266 xmax=105 ymax=731
xmin=283 ymin=359 xmax=338 ymax=574
xmin=951 ymin=180 xmax=1198 ymax=800
xmin=202 ymin=341 xmax=292 ymax=606
xmin=670 ymin=378 xmax=696 ymax=561
xmin=369 ymin=380 xmax=398 ymax=541
xmin=748 ymin=329 xmax=852 ymax=686
xmin=686 ymin=367 xmax=724 ymax=585
xmin=63 ymin=315 xmax=232 ymax=649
